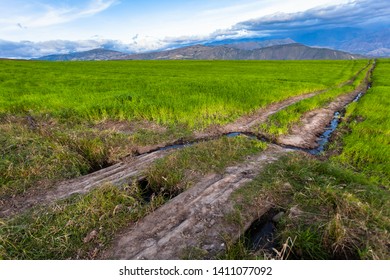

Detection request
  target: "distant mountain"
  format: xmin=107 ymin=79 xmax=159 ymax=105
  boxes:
xmin=38 ymin=48 xmax=129 ymax=61
xmin=125 ymin=43 xmax=363 ymax=60
xmin=36 ymin=43 xmax=363 ymax=61
xmin=288 ymin=28 xmax=390 ymax=57
xmin=338 ymin=29 xmax=390 ymax=57
xmin=210 ymin=38 xmax=296 ymax=50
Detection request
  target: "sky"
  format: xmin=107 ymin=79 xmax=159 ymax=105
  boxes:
xmin=0 ymin=0 xmax=389 ymax=57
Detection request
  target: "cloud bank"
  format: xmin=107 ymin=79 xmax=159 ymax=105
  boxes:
xmin=232 ymin=0 xmax=390 ymax=34
xmin=0 ymin=39 xmax=131 ymax=59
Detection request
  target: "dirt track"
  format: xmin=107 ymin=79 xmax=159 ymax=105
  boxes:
xmin=102 ymin=145 xmax=291 ymax=259
xmin=0 ymin=62 xmax=374 ymax=261
xmin=277 ymin=63 xmax=373 ymax=149
xmin=195 ymin=91 xmax=322 ymax=138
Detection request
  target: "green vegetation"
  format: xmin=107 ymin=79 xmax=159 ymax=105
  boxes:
xmin=223 ymin=60 xmax=389 ymax=260
xmin=228 ymin=154 xmax=389 ymax=260
xmin=145 ymin=136 xmax=267 ymax=196
xmin=0 ymin=115 xmax=191 ymax=197
xmin=0 ymin=183 xmax=166 ymax=259
xmin=333 ymin=59 xmax=390 ymax=186
xmin=0 ymin=60 xmax=368 ymax=128
xmin=257 ymin=61 xmax=371 ymax=138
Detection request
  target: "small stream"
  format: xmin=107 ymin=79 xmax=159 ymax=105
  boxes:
xmin=148 ymin=89 xmax=367 ymax=158
xmin=308 ymin=90 xmax=365 ymax=155
xmin=307 ymin=111 xmax=341 ymax=155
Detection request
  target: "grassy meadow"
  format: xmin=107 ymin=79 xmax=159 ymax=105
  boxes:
xmin=222 ymin=59 xmax=389 ymax=260
xmin=0 ymin=60 xmax=368 ymax=127
xmin=333 ymin=59 xmax=390 ymax=186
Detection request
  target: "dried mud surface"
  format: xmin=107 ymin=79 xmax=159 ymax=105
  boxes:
xmin=102 ymin=145 xmax=292 ymax=260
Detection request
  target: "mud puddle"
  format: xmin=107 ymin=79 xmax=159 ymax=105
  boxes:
xmin=308 ymin=89 xmax=366 ymax=155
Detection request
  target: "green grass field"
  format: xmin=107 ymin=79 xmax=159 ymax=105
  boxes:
xmin=223 ymin=59 xmax=389 ymax=260
xmin=0 ymin=60 xmax=368 ymax=127
xmin=333 ymin=59 xmax=390 ymax=186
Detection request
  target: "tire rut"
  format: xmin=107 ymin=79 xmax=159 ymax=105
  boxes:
xmin=102 ymin=145 xmax=292 ymax=259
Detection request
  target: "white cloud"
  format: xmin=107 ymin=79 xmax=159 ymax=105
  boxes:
xmin=1 ymin=0 xmax=117 ymax=31
xmin=234 ymin=0 xmax=390 ymax=31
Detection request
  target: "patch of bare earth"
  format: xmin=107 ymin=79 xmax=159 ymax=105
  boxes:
xmin=101 ymin=145 xmax=292 ymax=260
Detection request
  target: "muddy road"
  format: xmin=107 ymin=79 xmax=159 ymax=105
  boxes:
xmin=102 ymin=145 xmax=291 ymax=259
xmin=101 ymin=65 xmax=374 ymax=259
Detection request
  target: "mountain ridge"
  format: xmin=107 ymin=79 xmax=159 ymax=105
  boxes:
xmin=37 ymin=42 xmax=364 ymax=61
xmin=38 ymin=48 xmax=129 ymax=61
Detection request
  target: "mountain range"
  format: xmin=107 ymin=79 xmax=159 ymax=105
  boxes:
xmin=38 ymin=48 xmax=129 ymax=61
xmin=38 ymin=41 xmax=363 ymax=61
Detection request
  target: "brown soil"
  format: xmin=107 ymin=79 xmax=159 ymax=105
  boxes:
xmin=277 ymin=91 xmax=359 ymax=149
xmin=101 ymin=145 xmax=292 ymax=259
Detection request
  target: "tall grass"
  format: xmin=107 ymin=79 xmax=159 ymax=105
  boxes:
xmin=0 ymin=60 xmax=368 ymax=128
xmin=228 ymin=154 xmax=390 ymax=260
xmin=334 ymin=59 xmax=390 ymax=186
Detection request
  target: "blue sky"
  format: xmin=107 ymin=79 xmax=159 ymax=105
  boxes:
xmin=0 ymin=0 xmax=389 ymax=57
xmin=0 ymin=0 xmax=356 ymax=42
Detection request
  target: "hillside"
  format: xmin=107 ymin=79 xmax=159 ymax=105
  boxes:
xmin=38 ymin=48 xmax=129 ymax=61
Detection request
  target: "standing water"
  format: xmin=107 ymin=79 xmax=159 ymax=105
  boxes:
xmin=308 ymin=91 xmax=365 ymax=155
